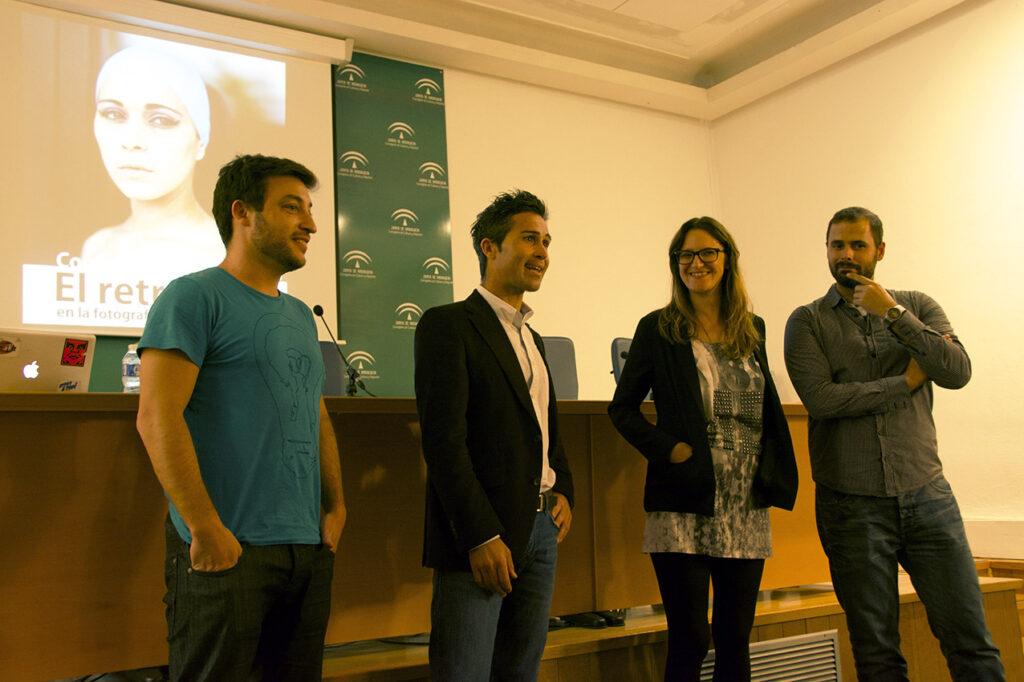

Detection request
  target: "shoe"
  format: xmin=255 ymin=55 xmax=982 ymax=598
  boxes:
xmin=596 ymin=609 xmax=626 ymax=626
xmin=548 ymin=616 xmax=569 ymax=630
xmin=562 ymin=612 xmax=607 ymax=629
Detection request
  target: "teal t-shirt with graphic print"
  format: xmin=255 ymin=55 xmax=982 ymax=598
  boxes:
xmin=139 ymin=267 xmax=325 ymax=546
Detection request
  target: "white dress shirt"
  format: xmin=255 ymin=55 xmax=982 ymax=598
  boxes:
xmin=475 ymin=284 xmax=556 ymax=492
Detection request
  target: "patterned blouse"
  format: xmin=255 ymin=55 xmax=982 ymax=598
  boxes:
xmin=641 ymin=339 xmax=772 ymax=559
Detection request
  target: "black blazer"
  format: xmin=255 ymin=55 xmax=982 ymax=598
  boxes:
xmin=415 ymin=290 xmax=575 ymax=571
xmin=608 ymin=310 xmax=797 ymax=516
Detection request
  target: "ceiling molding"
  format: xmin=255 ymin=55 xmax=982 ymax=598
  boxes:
xmin=161 ymin=0 xmax=970 ymax=120
xmin=705 ymin=0 xmax=969 ymax=119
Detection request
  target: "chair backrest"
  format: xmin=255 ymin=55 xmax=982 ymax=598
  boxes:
xmin=320 ymin=341 xmax=346 ymax=396
xmin=541 ymin=336 xmax=578 ymax=400
xmin=611 ymin=337 xmax=632 ymax=383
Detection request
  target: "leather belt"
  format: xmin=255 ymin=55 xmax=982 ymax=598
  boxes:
xmin=537 ymin=490 xmax=557 ymax=512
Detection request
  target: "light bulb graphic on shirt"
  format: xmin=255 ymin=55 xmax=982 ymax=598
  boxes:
xmin=254 ymin=314 xmax=323 ymax=476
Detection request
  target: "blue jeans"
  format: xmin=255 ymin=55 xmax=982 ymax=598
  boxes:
xmin=815 ymin=477 xmax=1004 ymax=681
xmin=429 ymin=510 xmax=559 ymax=681
xmin=164 ymin=518 xmax=335 ymax=682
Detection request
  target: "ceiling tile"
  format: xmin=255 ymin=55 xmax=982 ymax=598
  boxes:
xmin=613 ymin=0 xmax=739 ymax=32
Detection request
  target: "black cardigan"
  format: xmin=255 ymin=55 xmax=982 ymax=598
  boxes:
xmin=608 ymin=310 xmax=797 ymax=516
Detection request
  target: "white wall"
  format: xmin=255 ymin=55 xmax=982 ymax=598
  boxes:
xmin=29 ymin=0 xmax=1020 ymax=554
xmin=711 ymin=0 xmax=1024 ymax=555
xmin=440 ymin=2 xmax=1024 ymax=553
xmin=443 ymin=69 xmax=718 ymax=400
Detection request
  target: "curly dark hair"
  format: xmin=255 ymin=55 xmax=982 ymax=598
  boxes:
xmin=212 ymin=154 xmax=318 ymax=246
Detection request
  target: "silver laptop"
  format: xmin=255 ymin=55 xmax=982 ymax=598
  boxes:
xmin=0 ymin=328 xmax=96 ymax=393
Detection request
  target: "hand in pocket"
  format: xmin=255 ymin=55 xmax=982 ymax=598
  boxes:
xmin=670 ymin=442 xmax=693 ymax=464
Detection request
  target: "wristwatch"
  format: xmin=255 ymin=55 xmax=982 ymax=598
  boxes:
xmin=885 ymin=304 xmax=906 ymax=323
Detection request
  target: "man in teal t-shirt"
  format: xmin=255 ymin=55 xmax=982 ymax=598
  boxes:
xmin=137 ymin=155 xmax=345 ymax=682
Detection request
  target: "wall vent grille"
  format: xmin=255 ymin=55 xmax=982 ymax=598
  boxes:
xmin=701 ymin=629 xmax=841 ymax=681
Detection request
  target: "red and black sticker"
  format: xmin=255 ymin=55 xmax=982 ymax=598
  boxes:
xmin=61 ymin=338 xmax=90 ymax=367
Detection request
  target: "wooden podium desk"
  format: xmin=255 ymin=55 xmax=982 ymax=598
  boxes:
xmin=0 ymin=394 xmax=825 ymax=680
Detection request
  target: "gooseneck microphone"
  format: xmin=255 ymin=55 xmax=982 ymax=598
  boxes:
xmin=312 ymin=305 xmax=375 ymax=397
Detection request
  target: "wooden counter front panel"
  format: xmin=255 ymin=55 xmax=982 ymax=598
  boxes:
xmin=325 ymin=409 xmax=600 ymax=644
xmin=590 ymin=410 xmax=827 ymax=609
xmin=324 ymin=411 xmax=432 ymax=643
xmin=0 ymin=408 xmax=167 ymax=679
xmin=762 ymin=413 xmax=827 ymax=590
xmin=0 ymin=397 xmax=827 ymax=680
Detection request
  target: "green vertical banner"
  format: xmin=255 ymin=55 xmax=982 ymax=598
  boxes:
xmin=332 ymin=53 xmax=453 ymax=397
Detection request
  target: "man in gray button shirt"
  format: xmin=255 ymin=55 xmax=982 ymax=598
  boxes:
xmin=784 ymin=206 xmax=1003 ymax=681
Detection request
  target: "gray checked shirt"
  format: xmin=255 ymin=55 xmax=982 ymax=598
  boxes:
xmin=784 ymin=285 xmax=971 ymax=497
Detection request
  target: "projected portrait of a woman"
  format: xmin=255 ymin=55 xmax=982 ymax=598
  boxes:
xmin=82 ymin=46 xmax=224 ymax=275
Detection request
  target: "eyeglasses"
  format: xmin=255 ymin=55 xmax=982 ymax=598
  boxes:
xmin=676 ymin=248 xmax=725 ymax=265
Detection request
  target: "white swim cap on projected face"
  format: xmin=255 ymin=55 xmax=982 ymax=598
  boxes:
xmin=95 ymin=46 xmax=211 ymax=148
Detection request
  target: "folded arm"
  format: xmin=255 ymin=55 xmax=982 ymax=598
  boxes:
xmin=887 ymin=293 xmax=970 ymax=389
xmin=784 ymin=307 xmax=909 ymax=420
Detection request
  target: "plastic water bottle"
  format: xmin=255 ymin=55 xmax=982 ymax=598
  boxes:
xmin=122 ymin=344 xmax=141 ymax=393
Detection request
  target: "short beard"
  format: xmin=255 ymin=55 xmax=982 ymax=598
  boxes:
xmin=253 ymin=213 xmax=303 ymax=273
xmin=831 ymin=262 xmax=872 ymax=289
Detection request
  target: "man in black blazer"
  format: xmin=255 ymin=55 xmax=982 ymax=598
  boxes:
xmin=415 ymin=190 xmax=574 ymax=681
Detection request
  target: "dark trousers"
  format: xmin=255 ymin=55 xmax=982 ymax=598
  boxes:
xmin=650 ymin=552 xmax=764 ymax=682
xmin=816 ymin=478 xmax=1004 ymax=681
xmin=163 ymin=518 xmax=336 ymax=682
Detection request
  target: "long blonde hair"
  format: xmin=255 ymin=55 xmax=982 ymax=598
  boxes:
xmin=657 ymin=216 xmax=760 ymax=359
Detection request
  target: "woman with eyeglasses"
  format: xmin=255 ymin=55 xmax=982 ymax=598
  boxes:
xmin=608 ymin=217 xmax=798 ymax=682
